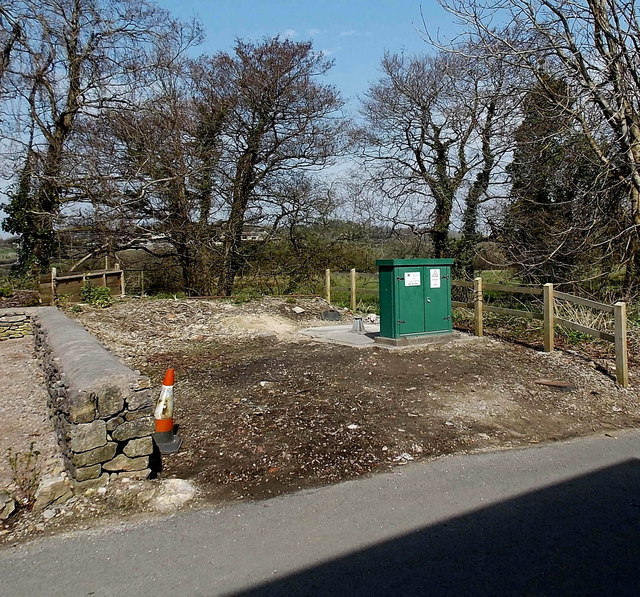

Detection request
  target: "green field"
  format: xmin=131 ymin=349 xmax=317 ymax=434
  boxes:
xmin=223 ymin=270 xmax=381 ymax=312
xmin=0 ymin=248 xmax=17 ymax=260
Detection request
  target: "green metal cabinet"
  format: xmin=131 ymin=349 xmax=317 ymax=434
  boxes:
xmin=377 ymin=258 xmax=453 ymax=339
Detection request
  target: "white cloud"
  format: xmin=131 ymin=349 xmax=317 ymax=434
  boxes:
xmin=339 ymin=29 xmax=372 ymax=38
xmin=306 ymin=28 xmax=321 ymax=36
xmin=281 ymin=28 xmax=298 ymax=39
xmin=320 ymin=46 xmax=341 ymax=57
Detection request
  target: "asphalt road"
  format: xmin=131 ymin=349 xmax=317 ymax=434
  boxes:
xmin=2 ymin=430 xmax=640 ymax=596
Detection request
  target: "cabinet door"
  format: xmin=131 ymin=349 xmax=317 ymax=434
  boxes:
xmin=395 ymin=267 xmax=425 ymax=334
xmin=424 ymin=267 xmax=450 ymax=333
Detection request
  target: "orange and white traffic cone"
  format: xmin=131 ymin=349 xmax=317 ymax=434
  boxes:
xmin=153 ymin=368 xmax=182 ymax=454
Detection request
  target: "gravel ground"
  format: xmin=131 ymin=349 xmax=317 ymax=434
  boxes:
xmin=0 ymin=336 xmax=61 ymax=499
xmin=1 ymin=295 xmax=638 ymax=545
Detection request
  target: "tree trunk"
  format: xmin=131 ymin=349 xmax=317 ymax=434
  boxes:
xmin=30 ymin=139 xmax=64 ymax=272
xmin=623 ymin=186 xmax=640 ymax=300
xmin=431 ymin=188 xmax=453 ymax=258
xmin=217 ymin=149 xmax=257 ymax=295
xmin=217 ymin=202 xmax=247 ymax=296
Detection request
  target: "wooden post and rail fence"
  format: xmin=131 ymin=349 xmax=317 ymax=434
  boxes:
xmin=452 ymin=278 xmax=629 ymax=388
xmin=325 ymin=269 xmax=629 ymax=387
xmin=40 ymin=265 xmax=125 ymax=306
xmin=39 ymin=264 xmax=629 ymax=387
xmin=324 ymin=268 xmax=378 ymax=310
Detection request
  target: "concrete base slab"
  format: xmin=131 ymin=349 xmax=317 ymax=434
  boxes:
xmin=301 ymin=325 xmax=483 ymax=350
xmin=374 ymin=331 xmax=462 ymax=347
xmin=300 ymin=324 xmax=380 ymax=348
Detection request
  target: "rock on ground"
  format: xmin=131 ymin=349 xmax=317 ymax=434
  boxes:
xmin=147 ymin=479 xmax=197 ymax=513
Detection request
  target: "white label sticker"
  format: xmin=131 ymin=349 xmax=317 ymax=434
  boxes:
xmin=405 ymin=272 xmax=421 ymax=287
xmin=430 ymin=269 xmax=441 ymax=288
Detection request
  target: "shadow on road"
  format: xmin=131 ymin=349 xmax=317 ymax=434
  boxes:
xmin=232 ymin=459 xmax=640 ymax=596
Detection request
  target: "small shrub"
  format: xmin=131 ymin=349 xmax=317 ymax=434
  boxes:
xmin=0 ymin=285 xmax=12 ymax=298
xmin=232 ymin=290 xmax=262 ymax=304
xmin=6 ymin=442 xmax=41 ymax=508
xmin=80 ymin=281 xmax=113 ymax=308
xmin=559 ymin=327 xmax=593 ymax=345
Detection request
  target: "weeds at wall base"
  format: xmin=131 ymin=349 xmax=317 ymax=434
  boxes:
xmin=5 ymin=442 xmax=41 ymax=509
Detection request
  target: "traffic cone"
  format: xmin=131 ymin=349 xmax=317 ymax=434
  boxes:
xmin=153 ymin=368 xmax=182 ymax=454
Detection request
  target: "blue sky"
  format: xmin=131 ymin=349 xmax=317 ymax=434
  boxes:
xmin=155 ymin=0 xmax=460 ymax=108
xmin=1 ymin=2 xmax=460 ymax=237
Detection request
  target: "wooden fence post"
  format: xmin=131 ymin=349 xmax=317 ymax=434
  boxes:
xmin=473 ymin=277 xmax=483 ymax=337
xmin=350 ymin=268 xmax=357 ymax=311
xmin=614 ymin=301 xmax=629 ymax=387
xmin=50 ymin=267 xmax=57 ymax=306
xmin=543 ymin=283 xmax=554 ymax=352
xmin=325 ymin=268 xmax=331 ymax=304
xmin=115 ymin=262 xmax=125 ymax=296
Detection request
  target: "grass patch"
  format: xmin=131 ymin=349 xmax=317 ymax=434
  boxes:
xmin=0 ymin=248 xmax=17 ymax=260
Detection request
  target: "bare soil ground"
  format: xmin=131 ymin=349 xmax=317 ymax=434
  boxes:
xmin=65 ymin=296 xmax=639 ymax=503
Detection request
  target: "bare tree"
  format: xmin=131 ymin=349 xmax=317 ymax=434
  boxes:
xmin=67 ymin=37 xmax=345 ymax=295
xmin=192 ymin=38 xmax=347 ymax=295
xmin=1 ymin=0 xmax=202 ymax=274
xmin=92 ymin=68 xmax=227 ymax=295
xmin=0 ymin=3 xmax=22 ymax=87
xmin=357 ymin=49 xmax=510 ymax=262
xmin=440 ymin=0 xmax=640 ymax=295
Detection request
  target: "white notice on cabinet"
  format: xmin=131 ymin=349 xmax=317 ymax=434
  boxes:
xmin=405 ymin=272 xmax=421 ymax=286
xmin=430 ymin=269 xmax=441 ymax=288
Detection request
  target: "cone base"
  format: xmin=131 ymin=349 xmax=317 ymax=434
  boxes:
xmin=153 ymin=431 xmax=183 ymax=454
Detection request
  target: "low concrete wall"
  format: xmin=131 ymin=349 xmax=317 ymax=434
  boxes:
xmin=32 ymin=308 xmax=155 ymax=488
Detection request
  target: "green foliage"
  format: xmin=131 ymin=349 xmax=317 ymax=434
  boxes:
xmin=2 ymin=173 xmax=57 ymax=276
xmin=0 ymin=274 xmax=39 ymax=297
xmin=355 ymin=296 xmax=380 ymax=314
xmin=80 ymin=281 xmax=113 ymax=307
xmin=6 ymin=442 xmax=41 ymax=508
xmin=0 ymin=247 xmax=17 ymax=260
xmin=502 ymin=74 xmax=620 ymax=291
xmin=56 ymin=293 xmax=71 ymax=307
xmin=232 ymin=290 xmax=262 ymax=304
xmin=558 ymin=327 xmax=592 ymax=345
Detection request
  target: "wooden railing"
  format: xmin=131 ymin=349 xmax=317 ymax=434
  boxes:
xmin=324 ymin=268 xmax=378 ymax=310
xmin=40 ymin=265 xmax=125 ymax=305
xmin=452 ymin=278 xmax=629 ymax=387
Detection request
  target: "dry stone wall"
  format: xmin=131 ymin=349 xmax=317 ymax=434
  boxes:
xmin=33 ymin=308 xmax=155 ymax=487
xmin=0 ymin=313 xmax=32 ymax=340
